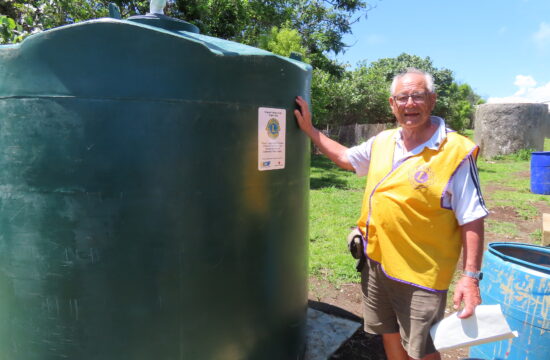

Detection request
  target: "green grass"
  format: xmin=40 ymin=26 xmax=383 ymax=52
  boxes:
xmin=309 ymin=156 xmax=363 ymax=283
xmin=462 ymin=129 xmax=474 ymax=140
xmin=530 ymin=229 xmax=543 ymax=245
xmin=477 ymin=156 xmax=530 ymax=186
xmin=490 ymin=190 xmax=547 ymax=219
xmin=485 ymin=219 xmax=519 ymax=237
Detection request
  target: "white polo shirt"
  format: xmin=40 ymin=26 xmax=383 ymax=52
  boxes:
xmin=346 ymin=116 xmax=488 ymax=225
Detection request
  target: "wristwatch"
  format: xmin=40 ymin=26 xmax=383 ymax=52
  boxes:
xmin=463 ymin=270 xmax=483 ymax=280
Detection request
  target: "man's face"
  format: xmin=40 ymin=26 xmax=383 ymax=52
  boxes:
xmin=389 ymin=73 xmax=437 ymax=130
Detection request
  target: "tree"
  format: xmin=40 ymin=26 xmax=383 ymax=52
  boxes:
xmin=0 ymin=14 xmax=24 ymax=43
xmin=1 ymin=0 xmax=369 ymax=75
xmin=258 ymin=24 xmax=308 ymax=60
xmin=0 ymin=0 xmax=111 ymax=42
xmin=1 ymin=3 xmax=483 ymax=131
xmin=310 ymin=64 xmax=390 ymax=128
xmin=447 ymin=83 xmax=484 ymax=129
xmin=310 ymin=53 xmax=484 ymax=131
xmin=172 ymin=0 xmax=368 ymax=75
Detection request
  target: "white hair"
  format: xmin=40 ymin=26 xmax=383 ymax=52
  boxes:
xmin=390 ymin=68 xmax=435 ymax=95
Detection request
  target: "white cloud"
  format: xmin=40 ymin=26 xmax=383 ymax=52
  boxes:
xmin=488 ymin=75 xmax=550 ymax=104
xmin=513 ymin=75 xmax=537 ymax=96
xmin=514 ymin=75 xmax=536 ymax=89
xmin=533 ymin=22 xmax=550 ymax=49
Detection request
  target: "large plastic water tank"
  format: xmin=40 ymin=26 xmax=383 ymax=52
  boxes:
xmin=0 ymin=13 xmax=311 ymax=360
xmin=531 ymin=151 xmax=550 ymax=194
xmin=469 ymin=242 xmax=550 ymax=359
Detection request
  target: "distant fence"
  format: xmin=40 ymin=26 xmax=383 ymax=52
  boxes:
xmin=321 ymin=123 xmax=392 ymax=148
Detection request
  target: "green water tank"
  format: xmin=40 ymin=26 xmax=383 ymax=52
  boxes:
xmin=0 ymin=13 xmax=311 ymax=360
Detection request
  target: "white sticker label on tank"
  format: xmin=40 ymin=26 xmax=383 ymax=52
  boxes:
xmin=258 ymin=107 xmax=286 ymax=171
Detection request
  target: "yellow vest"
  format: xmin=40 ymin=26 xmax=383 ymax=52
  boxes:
xmin=358 ymin=128 xmax=478 ymax=291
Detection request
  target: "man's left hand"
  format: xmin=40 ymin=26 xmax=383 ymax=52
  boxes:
xmin=452 ymin=276 xmax=482 ymax=318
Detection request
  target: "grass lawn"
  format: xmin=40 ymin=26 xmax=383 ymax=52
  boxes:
xmin=309 ymin=156 xmax=364 ymax=284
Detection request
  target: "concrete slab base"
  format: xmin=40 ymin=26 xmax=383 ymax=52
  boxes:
xmin=304 ymin=307 xmax=362 ymax=360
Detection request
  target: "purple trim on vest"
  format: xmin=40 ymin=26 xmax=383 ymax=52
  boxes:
xmin=365 ymin=254 xmax=449 ymax=293
xmin=440 ymin=145 xmax=480 ymax=210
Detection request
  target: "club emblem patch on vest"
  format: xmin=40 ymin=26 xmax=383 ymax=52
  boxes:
xmin=266 ymin=118 xmax=281 ymax=139
xmin=409 ymin=165 xmax=435 ymax=189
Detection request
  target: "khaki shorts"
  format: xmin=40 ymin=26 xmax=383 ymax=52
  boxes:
xmin=361 ymin=258 xmax=446 ymax=359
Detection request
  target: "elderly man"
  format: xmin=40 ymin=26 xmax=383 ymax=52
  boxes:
xmin=295 ymin=68 xmax=488 ymax=360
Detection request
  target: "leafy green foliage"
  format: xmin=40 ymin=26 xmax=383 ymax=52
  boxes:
xmin=258 ymin=24 xmax=308 ymax=60
xmin=311 ymin=53 xmax=483 ymax=130
xmin=311 ymin=64 xmax=391 ymax=128
xmin=0 ymin=0 xmax=111 ymax=44
xmin=173 ymin=0 xmax=368 ymax=74
xmin=0 ymin=15 xmax=23 ymax=43
xmin=1 ymin=0 xmax=368 ymax=75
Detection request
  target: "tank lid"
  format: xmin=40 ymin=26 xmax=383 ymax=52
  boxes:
xmin=127 ymin=13 xmax=199 ymax=34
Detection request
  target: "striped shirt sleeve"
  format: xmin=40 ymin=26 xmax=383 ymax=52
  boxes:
xmin=447 ymin=154 xmax=489 ymax=225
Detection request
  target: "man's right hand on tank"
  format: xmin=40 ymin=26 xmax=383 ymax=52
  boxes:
xmin=294 ymin=96 xmax=314 ymax=136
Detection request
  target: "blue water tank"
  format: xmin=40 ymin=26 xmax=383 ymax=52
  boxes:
xmin=469 ymin=242 xmax=550 ymax=359
xmin=531 ymin=151 xmax=550 ymax=195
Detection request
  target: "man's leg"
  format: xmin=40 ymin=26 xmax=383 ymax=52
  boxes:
xmin=361 ymin=259 xmax=443 ymax=360
xmin=382 ymin=332 xmax=408 ymax=360
xmin=361 ymin=259 xmax=403 ymax=359
xmin=382 ymin=332 xmax=441 ymax=360
xmin=385 ymin=280 xmax=446 ymax=360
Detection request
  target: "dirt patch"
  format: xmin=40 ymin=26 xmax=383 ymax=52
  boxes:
xmin=309 ymin=277 xmax=363 ymax=318
xmin=485 ymin=205 xmax=541 ymax=244
xmin=484 ymin=187 xmax=550 ymax=244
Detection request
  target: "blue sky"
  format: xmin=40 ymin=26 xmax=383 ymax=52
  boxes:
xmin=334 ymin=0 xmax=550 ymax=103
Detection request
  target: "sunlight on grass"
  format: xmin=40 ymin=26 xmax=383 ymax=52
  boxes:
xmin=485 ymin=219 xmax=519 ymax=237
xmin=477 ymin=157 xmax=529 ymax=186
xmin=491 ymin=189 xmax=549 ymax=216
xmin=530 ymin=229 xmax=543 ymax=245
xmin=309 ymin=155 xmax=364 ymax=283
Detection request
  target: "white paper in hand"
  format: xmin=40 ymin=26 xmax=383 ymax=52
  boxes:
xmin=430 ymin=304 xmax=518 ymax=351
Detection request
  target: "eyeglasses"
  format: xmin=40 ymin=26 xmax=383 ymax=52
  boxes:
xmin=393 ymin=92 xmax=430 ymax=105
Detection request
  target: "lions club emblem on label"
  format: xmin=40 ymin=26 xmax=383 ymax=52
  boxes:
xmin=266 ymin=118 xmax=281 ymax=139
xmin=409 ymin=165 xmax=435 ymax=189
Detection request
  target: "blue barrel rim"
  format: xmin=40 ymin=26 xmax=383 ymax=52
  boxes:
xmin=488 ymin=242 xmax=550 ymax=274
xmin=530 ymin=151 xmax=550 ymax=155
